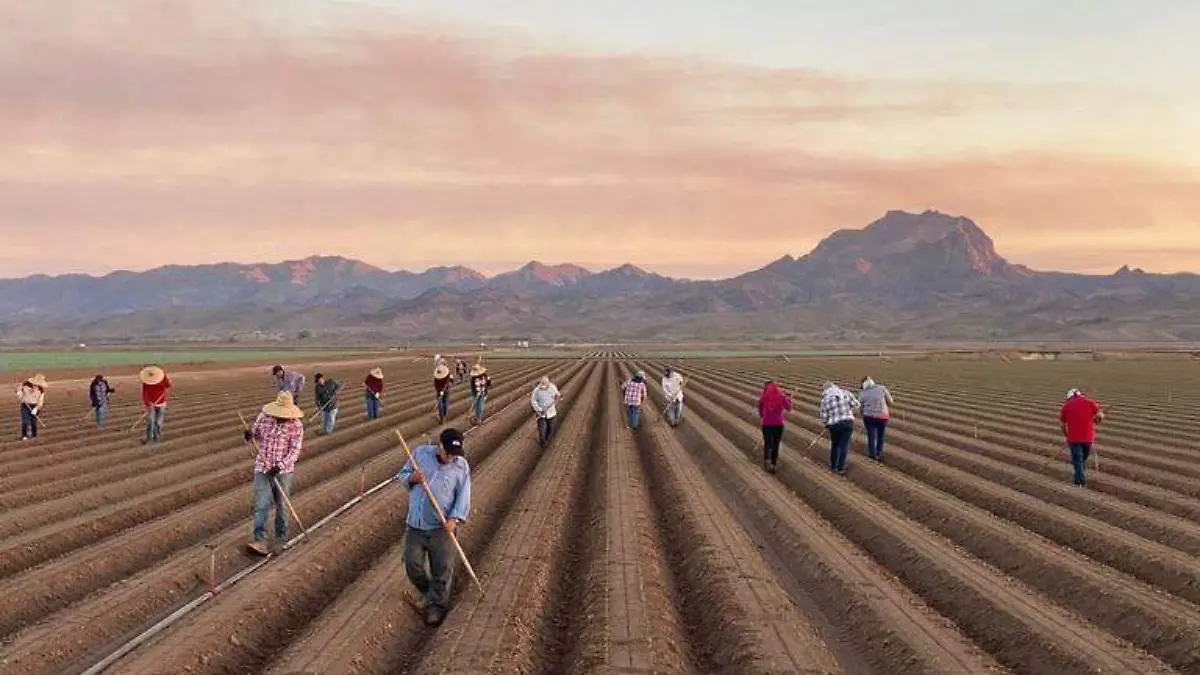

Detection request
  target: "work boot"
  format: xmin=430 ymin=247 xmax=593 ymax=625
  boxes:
xmin=410 ymin=591 xmax=430 ymax=611
xmin=425 ymin=605 xmax=446 ymax=626
xmin=246 ymin=540 xmax=268 ymax=556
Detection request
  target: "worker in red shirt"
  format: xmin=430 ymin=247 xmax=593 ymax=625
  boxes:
xmin=1059 ymin=388 xmax=1105 ymax=487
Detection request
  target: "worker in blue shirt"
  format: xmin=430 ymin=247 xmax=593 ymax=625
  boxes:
xmin=395 ymin=427 xmax=472 ymax=626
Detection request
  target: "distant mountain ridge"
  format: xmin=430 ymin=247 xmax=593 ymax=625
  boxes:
xmin=3 ymin=210 xmax=1199 ymax=343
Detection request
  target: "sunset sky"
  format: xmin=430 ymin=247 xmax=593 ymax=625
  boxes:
xmin=1 ymin=0 xmax=1197 ymax=279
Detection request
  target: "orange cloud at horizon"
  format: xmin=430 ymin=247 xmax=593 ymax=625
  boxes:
xmin=0 ymin=1 xmax=1196 ymax=279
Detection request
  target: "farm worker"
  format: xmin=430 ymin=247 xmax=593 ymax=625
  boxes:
xmin=1060 ymin=388 xmax=1105 ymax=487
xmin=433 ymin=363 xmax=454 ymax=423
xmin=531 ymin=376 xmax=561 ymax=447
xmin=819 ymin=381 xmax=859 ymax=475
xmin=88 ymin=374 xmax=115 ymax=428
xmin=139 ymin=366 xmax=171 ymax=444
xmin=243 ymin=391 xmax=305 ymax=555
xmin=661 ymin=367 xmax=685 ymax=427
xmin=455 ymin=358 xmax=468 ymax=383
xmin=364 ymin=367 xmax=384 ymax=420
xmin=396 ymin=427 xmax=472 ymax=627
xmin=469 ymin=363 xmax=491 ymax=423
xmin=16 ymin=374 xmax=47 ymax=441
xmin=757 ymin=380 xmax=793 ymax=473
xmin=859 ymin=377 xmax=895 ymax=462
xmin=271 ymin=365 xmax=305 ymax=407
xmin=620 ymin=371 xmax=648 ymax=431
xmin=313 ymin=373 xmax=340 ymax=434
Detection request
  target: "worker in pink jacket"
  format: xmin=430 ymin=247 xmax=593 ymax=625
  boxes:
xmin=757 ymin=381 xmax=793 ymax=474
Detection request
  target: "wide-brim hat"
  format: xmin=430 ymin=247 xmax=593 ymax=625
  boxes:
xmin=369 ymin=367 xmax=384 ymax=379
xmin=139 ymin=366 xmax=165 ymax=385
xmin=471 ymin=364 xmax=487 ymax=376
xmin=263 ymin=391 xmax=304 ymax=419
xmin=433 ymin=364 xmax=450 ymax=379
xmin=26 ymin=373 xmax=48 ymax=389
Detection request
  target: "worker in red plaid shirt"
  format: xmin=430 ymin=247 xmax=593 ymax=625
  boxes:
xmin=620 ymin=370 xmax=648 ymax=432
xmin=243 ymin=391 xmax=305 ymax=555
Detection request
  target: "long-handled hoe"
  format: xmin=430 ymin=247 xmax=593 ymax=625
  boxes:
xmin=394 ymin=429 xmax=486 ymax=597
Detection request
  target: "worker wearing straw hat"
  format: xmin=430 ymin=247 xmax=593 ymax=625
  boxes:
xmin=139 ymin=366 xmax=172 ymax=444
xmin=468 ymin=363 xmax=491 ymax=423
xmin=16 ymin=374 xmax=47 ymax=440
xmin=395 ymin=427 xmax=472 ymax=626
xmin=531 ymin=376 xmax=561 ymax=447
xmin=364 ymin=367 xmax=384 ymax=420
xmin=243 ymin=391 xmax=305 ymax=555
xmin=433 ymin=363 xmax=453 ymax=423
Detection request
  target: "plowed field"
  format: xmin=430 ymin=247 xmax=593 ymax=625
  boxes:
xmin=2 ymin=354 xmax=1197 ymax=674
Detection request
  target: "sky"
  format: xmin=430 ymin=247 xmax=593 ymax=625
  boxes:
xmin=1 ymin=0 xmax=1197 ymax=279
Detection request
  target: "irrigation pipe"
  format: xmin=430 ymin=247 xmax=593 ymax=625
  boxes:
xmin=79 ymin=373 xmax=550 ymax=674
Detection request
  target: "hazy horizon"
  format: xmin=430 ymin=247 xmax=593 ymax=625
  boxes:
xmin=2 ymin=1 xmax=1197 ymax=279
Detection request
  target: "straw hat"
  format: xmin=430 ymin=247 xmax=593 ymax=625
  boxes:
xmin=139 ymin=366 xmax=165 ymax=386
xmin=434 ymin=364 xmax=450 ymax=379
xmin=471 ymin=364 xmax=487 ymax=376
xmin=25 ymin=373 xmax=48 ymax=389
xmin=369 ymin=367 xmax=384 ymax=379
xmin=263 ymin=391 xmax=304 ymax=419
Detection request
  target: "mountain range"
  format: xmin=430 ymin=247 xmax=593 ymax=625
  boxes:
xmin=4 ymin=210 xmax=1199 ymax=343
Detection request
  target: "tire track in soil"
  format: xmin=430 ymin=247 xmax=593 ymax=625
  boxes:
xmin=0 ymin=366 xmax=544 ymax=576
xmin=673 ymin=377 xmax=1178 ymax=675
xmin=672 ymin=369 xmax=1200 ymax=673
xmin=0 ymin=363 xmax=580 ymax=675
xmin=698 ymin=367 xmax=1200 ymax=558
xmin=107 ymin=362 xmax=601 ymax=675
xmin=619 ymin=365 xmax=844 ymax=675
xmin=636 ymin=364 xmax=1006 ymax=675
xmin=261 ymin=363 xmax=600 ymax=675
xmin=409 ymin=363 xmax=610 ymax=674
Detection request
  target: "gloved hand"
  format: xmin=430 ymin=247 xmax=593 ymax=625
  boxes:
xmin=266 ymin=466 xmax=281 ymax=478
xmin=243 ymin=430 xmax=253 ymax=442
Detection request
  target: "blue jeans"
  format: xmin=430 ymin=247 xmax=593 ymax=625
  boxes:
xmin=252 ymin=471 xmax=295 ymax=541
xmin=20 ymin=404 xmax=37 ymax=438
xmin=537 ymin=416 xmax=555 ymax=446
xmin=1069 ymin=442 xmax=1092 ymax=486
xmin=95 ymin=404 xmax=109 ymax=428
xmin=827 ymin=420 xmax=854 ymax=471
xmin=322 ymin=408 xmax=338 ymax=434
xmin=863 ymin=416 xmax=888 ymax=460
xmin=404 ymin=526 xmax=456 ymax=610
xmin=627 ymin=404 xmax=641 ymax=430
xmin=146 ymin=405 xmax=166 ymax=442
xmin=473 ymin=393 xmax=487 ymax=421
xmin=436 ymin=392 xmax=449 ymax=421
xmin=366 ymin=393 xmax=381 ymax=420
xmin=665 ymin=400 xmax=683 ymax=426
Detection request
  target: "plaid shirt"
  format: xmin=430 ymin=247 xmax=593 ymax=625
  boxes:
xmin=251 ymin=413 xmax=304 ymax=474
xmin=819 ymin=386 xmax=860 ymax=426
xmin=622 ymin=380 xmax=647 ymax=406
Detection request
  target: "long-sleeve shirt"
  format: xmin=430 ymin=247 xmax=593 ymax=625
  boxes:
xmin=622 ymin=380 xmax=646 ymax=406
xmin=315 ymin=380 xmax=340 ymax=410
xmin=251 ymin=413 xmax=304 ymax=474
xmin=142 ymin=378 xmax=171 ymax=407
xmin=89 ymin=379 xmax=113 ymax=408
xmin=277 ymin=371 xmax=305 ymax=394
xmin=470 ymin=374 xmax=491 ymax=397
xmin=531 ymin=384 xmax=560 ymax=418
xmin=17 ymin=385 xmax=44 ymax=410
xmin=396 ymin=443 xmax=472 ymax=531
xmin=662 ymin=373 xmax=684 ymax=403
xmin=758 ymin=387 xmax=793 ymax=426
xmin=434 ymin=375 xmax=453 ymax=395
xmin=819 ymin=386 xmax=860 ymax=426
xmin=364 ymin=375 xmax=383 ymax=396
xmin=859 ymin=385 xmax=894 ymax=419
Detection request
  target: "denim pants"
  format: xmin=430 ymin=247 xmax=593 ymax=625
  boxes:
xmin=473 ymin=394 xmax=487 ymax=421
xmin=365 ymin=394 xmax=381 ymax=420
xmin=322 ymin=407 xmax=338 ymax=434
xmin=404 ymin=526 xmax=456 ymax=610
xmin=761 ymin=424 xmax=784 ymax=463
xmin=20 ymin=403 xmax=37 ymax=438
xmin=436 ymin=392 xmax=449 ymax=421
xmin=537 ymin=416 xmax=555 ymax=445
xmin=627 ymin=404 xmax=641 ymax=430
xmin=252 ymin=471 xmax=295 ymax=541
xmin=828 ymin=420 xmax=854 ymax=471
xmin=665 ymin=400 xmax=683 ymax=426
xmin=146 ymin=405 xmax=166 ymax=442
xmin=95 ymin=403 xmax=109 ymax=428
xmin=863 ymin=416 xmax=888 ymax=459
xmin=1069 ymin=442 xmax=1092 ymax=485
